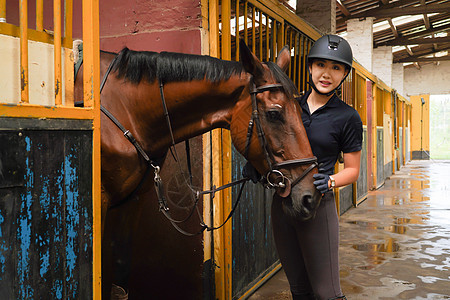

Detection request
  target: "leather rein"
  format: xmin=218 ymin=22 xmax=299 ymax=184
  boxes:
xmin=98 ymin=55 xmax=317 ymax=236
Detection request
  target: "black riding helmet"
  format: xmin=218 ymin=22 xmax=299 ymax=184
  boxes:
xmin=307 ymin=34 xmax=353 ymax=96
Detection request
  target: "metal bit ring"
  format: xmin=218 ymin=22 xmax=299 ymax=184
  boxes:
xmin=266 ymin=170 xmax=287 ymax=188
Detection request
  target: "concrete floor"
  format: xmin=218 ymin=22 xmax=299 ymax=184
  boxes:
xmin=248 ymin=160 xmax=450 ymax=300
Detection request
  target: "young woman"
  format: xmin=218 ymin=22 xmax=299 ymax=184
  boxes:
xmin=278 ymin=35 xmax=362 ymax=300
xmin=244 ymin=34 xmax=362 ymax=299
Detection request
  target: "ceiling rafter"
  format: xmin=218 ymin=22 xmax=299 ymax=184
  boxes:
xmin=397 ymin=55 xmax=450 ymax=62
xmin=375 ymin=23 xmax=450 ymax=46
xmin=351 ymin=3 xmax=450 ymax=19
xmin=337 ymin=0 xmax=352 ymax=17
xmin=394 ymin=44 xmax=450 ymax=62
xmin=335 ymin=0 xmax=450 ymax=64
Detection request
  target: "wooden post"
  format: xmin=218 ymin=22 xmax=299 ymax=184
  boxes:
xmin=82 ymin=0 xmax=101 ymax=297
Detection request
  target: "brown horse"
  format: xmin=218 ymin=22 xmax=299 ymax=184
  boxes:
xmin=75 ymin=40 xmax=321 ymax=298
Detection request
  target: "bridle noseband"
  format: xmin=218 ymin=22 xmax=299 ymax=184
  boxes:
xmin=244 ymin=80 xmax=318 ymax=194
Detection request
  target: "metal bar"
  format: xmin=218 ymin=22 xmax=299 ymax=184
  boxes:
xmin=36 ymin=0 xmax=43 ymax=31
xmin=235 ymin=0 xmax=240 ymax=61
xmin=259 ymin=8 xmax=262 ymax=59
xmin=265 ymin=14 xmax=269 ymax=61
xmin=272 ymin=20 xmax=276 ymax=62
xmin=251 ymin=5 xmax=255 ymax=53
xmin=20 ymin=0 xmax=29 ymax=103
xmin=54 ymin=0 xmax=62 ymax=105
xmin=244 ymin=1 xmax=248 ymax=45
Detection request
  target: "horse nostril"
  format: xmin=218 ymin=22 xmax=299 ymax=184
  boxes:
xmin=302 ymin=194 xmax=313 ymax=206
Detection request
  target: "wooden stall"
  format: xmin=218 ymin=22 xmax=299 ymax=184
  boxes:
xmin=0 ymin=0 xmax=101 ymax=298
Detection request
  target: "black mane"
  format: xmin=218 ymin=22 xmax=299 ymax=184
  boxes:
xmin=112 ymin=47 xmax=243 ymax=84
xmin=111 ymin=48 xmax=299 ymax=99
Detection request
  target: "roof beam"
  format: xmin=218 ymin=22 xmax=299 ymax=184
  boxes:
xmin=351 ymin=3 xmax=450 ymax=19
xmin=381 ymin=35 xmax=450 ymax=46
xmin=376 ymin=23 xmax=450 ymax=46
xmin=388 ymin=18 xmax=399 ymax=38
xmin=394 ymin=44 xmax=450 ymax=62
xmin=396 ymin=55 xmax=450 ymax=63
xmin=337 ymin=0 xmax=351 ymax=17
xmin=420 ymin=0 xmax=431 ymax=30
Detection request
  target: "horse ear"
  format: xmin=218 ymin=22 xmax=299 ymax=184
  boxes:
xmin=276 ymin=45 xmax=291 ymax=73
xmin=240 ymin=39 xmax=265 ymax=79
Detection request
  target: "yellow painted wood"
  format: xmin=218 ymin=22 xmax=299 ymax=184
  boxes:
xmin=252 ymin=6 xmax=256 ymax=53
xmin=65 ymin=0 xmax=73 ymax=41
xmin=0 ymin=22 xmax=73 ymax=48
xmin=219 ymin=1 xmax=233 ymax=298
xmin=244 ymin=1 xmax=248 ymax=45
xmin=212 ymin=129 xmax=225 ymax=300
xmin=65 ymin=48 xmax=74 ymax=106
xmin=0 ymin=103 xmax=94 ymax=119
xmin=235 ymin=0 xmax=240 ymax=60
xmin=201 ymin=0 xmax=212 ymax=268
xmin=20 ymin=0 xmax=29 ymax=103
xmin=0 ymin=0 xmax=5 ymax=22
xmin=36 ymin=0 xmax=43 ymax=31
xmin=371 ymin=83 xmax=377 ymax=189
xmin=237 ymin=263 xmax=282 ymax=300
xmin=248 ymin=0 xmax=320 ymax=40
xmin=82 ymin=0 xmax=101 ymax=297
xmin=54 ymin=0 xmax=62 ymax=105
xmin=259 ymin=9 xmax=263 ymax=59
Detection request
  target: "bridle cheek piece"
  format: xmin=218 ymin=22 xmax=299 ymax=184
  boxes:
xmin=244 ymin=80 xmax=318 ymax=198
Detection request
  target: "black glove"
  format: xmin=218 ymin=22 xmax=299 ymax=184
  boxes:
xmin=242 ymin=162 xmax=261 ymax=183
xmin=313 ymin=171 xmax=331 ymax=194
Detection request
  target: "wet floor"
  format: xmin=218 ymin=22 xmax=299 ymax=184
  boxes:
xmin=248 ymin=160 xmax=450 ymax=300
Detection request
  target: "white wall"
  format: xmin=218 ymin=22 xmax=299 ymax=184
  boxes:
xmin=404 ymin=61 xmax=450 ymax=96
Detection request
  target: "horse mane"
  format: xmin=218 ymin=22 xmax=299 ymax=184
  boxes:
xmin=112 ymin=47 xmax=243 ymax=84
xmin=111 ymin=47 xmax=299 ymax=99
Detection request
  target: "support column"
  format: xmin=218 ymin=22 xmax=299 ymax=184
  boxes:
xmin=392 ymin=63 xmax=404 ymax=96
xmin=373 ymin=46 xmax=393 ymax=86
xmin=346 ymin=18 xmax=374 ymax=72
xmin=296 ymin=0 xmax=336 ymax=34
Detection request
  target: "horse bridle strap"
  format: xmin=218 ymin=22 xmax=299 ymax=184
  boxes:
xmin=244 ymin=80 xmax=318 ymax=191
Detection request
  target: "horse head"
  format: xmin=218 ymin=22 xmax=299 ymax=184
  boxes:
xmin=230 ymin=40 xmax=322 ymax=221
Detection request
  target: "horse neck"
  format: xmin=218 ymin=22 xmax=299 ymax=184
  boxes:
xmin=122 ymin=73 xmax=250 ymax=157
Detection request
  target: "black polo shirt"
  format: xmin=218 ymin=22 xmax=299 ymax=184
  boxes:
xmin=298 ymin=90 xmax=363 ymax=175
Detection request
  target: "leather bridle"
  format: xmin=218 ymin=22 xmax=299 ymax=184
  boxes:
xmin=97 ymin=54 xmax=318 ymax=235
xmin=244 ymin=81 xmax=318 ymax=195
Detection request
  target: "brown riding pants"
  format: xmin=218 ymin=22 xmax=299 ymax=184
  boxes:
xmin=271 ymin=192 xmax=343 ymax=300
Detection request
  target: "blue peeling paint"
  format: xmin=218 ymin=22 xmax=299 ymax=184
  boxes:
xmin=0 ymin=210 xmax=6 ymax=278
xmin=17 ymin=136 xmax=34 ymax=298
xmin=64 ymin=152 xmax=80 ymax=296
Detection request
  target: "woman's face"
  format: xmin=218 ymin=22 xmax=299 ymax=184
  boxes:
xmin=309 ymin=59 xmax=348 ymax=95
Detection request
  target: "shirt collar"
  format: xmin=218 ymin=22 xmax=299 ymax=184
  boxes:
xmin=298 ymin=90 xmax=340 ymax=113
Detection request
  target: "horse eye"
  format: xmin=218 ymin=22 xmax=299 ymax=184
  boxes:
xmin=266 ymin=109 xmax=284 ymax=122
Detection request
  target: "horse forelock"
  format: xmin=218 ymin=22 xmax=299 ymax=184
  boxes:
xmin=112 ymin=47 xmax=243 ymax=84
xmin=264 ymin=61 xmax=299 ymax=99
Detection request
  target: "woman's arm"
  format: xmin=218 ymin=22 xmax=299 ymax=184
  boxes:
xmin=328 ymin=150 xmax=361 ymax=189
